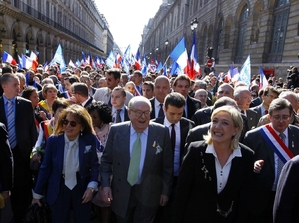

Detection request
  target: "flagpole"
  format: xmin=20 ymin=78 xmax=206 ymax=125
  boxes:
xmin=162 ymin=55 xmax=170 ymax=67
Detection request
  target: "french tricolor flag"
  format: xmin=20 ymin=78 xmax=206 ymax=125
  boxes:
xmin=169 ymin=37 xmax=190 ymax=76
xmin=2 ymin=51 xmax=17 ymax=65
xmin=189 ymin=32 xmax=200 ymax=80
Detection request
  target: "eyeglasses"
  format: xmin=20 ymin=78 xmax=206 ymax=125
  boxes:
xmin=131 ymin=110 xmax=151 ymax=117
xmin=197 ymin=95 xmax=207 ymax=98
xmin=62 ymin=119 xmax=80 ymax=127
xmin=271 ymin=115 xmax=290 ymax=121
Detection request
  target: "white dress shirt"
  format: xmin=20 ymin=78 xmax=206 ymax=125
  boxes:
xmin=206 ymin=144 xmax=242 ymax=194
xmin=164 ymin=118 xmax=181 ymax=176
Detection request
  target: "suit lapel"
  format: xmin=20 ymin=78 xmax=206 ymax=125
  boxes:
xmin=58 ymin=135 xmax=65 ymax=174
xmin=0 ymin=97 xmax=7 ymax=126
xmin=119 ymin=124 xmax=131 ymax=169
xmin=288 ymin=127 xmax=298 ymax=156
xmin=204 ymin=152 xmax=218 ymax=194
xmin=79 ymin=136 xmax=85 ymax=171
xmin=142 ymin=124 xmax=157 ymax=178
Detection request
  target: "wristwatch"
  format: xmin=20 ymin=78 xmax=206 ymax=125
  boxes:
xmin=88 ymin=187 xmax=95 ymax=193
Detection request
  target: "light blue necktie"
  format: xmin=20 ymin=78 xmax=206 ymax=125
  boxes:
xmin=7 ymin=100 xmax=16 ymax=148
xmin=127 ymin=133 xmax=141 ymax=186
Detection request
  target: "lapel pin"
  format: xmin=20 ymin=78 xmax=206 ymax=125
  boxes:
xmin=152 ymin=141 xmax=156 ymax=147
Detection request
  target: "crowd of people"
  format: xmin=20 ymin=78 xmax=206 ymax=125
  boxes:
xmin=0 ymin=62 xmax=299 ymax=223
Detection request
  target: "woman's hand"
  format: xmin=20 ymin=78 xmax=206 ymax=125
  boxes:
xmin=253 ymin=160 xmax=264 ymax=173
xmin=32 ymin=198 xmax=42 ymax=207
xmin=82 ymin=188 xmax=94 ymax=203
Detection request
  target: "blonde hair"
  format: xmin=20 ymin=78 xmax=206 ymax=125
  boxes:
xmin=54 ymin=104 xmax=94 ymax=136
xmin=42 ymin=83 xmax=58 ymax=98
xmin=204 ymin=105 xmax=243 ymax=150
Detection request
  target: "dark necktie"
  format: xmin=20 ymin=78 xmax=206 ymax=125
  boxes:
xmin=273 ymin=133 xmax=285 ymax=190
xmin=265 ymin=110 xmax=268 ymax=115
xmin=116 ymin=109 xmax=122 ymax=123
xmin=171 ymin=124 xmax=176 ymax=151
xmin=158 ymin=104 xmax=164 ymax=117
xmin=241 ymin=110 xmax=245 ymax=114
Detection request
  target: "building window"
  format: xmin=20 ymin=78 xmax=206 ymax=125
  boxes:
xmin=268 ymin=0 xmax=290 ymax=62
xmin=215 ymin=19 xmax=223 ymax=63
xmin=235 ymin=6 xmax=248 ymax=63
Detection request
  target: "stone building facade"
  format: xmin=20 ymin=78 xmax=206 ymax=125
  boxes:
xmin=142 ymin=0 xmax=299 ymax=77
xmin=0 ymin=0 xmax=112 ymax=64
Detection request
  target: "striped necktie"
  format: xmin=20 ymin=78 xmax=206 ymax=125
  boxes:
xmin=7 ymin=100 xmax=16 ymax=148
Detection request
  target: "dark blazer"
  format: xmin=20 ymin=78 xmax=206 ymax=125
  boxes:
xmin=184 ymin=95 xmax=201 ymax=119
xmin=174 ymin=141 xmax=254 ymax=223
xmin=100 ymin=121 xmax=173 ymax=218
xmin=191 ymin=106 xmax=213 ymax=126
xmin=0 ymin=96 xmax=37 ymax=160
xmin=243 ymin=125 xmax=299 ymax=218
xmin=150 ymin=98 xmax=156 ymax=119
xmin=250 ymin=97 xmax=262 ymax=108
xmin=84 ymin=96 xmax=95 ymax=109
xmin=250 ymin=104 xmax=263 ymax=120
xmin=123 ymin=106 xmax=130 ymax=121
xmin=246 ymin=109 xmax=259 ymax=130
xmin=273 ymin=155 xmax=299 ymax=223
xmin=0 ymin=123 xmax=12 ymax=192
xmin=152 ymin=117 xmax=195 ymax=162
xmin=34 ymin=133 xmax=99 ymax=206
xmin=149 ymin=97 xmax=164 ymax=120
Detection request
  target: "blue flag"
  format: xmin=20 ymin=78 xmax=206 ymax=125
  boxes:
xmin=239 ymin=54 xmax=251 ymax=87
xmin=141 ymin=55 xmax=147 ymax=76
xmin=156 ymin=62 xmax=163 ymax=72
xmin=51 ymin=44 xmax=66 ymax=73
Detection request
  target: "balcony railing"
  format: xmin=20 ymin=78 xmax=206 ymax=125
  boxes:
xmin=12 ymin=0 xmax=103 ymax=52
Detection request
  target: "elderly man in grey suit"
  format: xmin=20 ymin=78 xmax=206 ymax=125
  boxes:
xmin=101 ymin=96 xmax=173 ymax=223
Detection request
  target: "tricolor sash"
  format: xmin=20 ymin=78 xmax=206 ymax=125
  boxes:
xmin=259 ymin=124 xmax=294 ymax=163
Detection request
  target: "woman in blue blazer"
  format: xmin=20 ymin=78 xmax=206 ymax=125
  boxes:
xmin=32 ymin=104 xmax=99 ymax=223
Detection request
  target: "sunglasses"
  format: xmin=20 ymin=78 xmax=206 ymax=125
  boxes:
xmin=62 ymin=119 xmax=79 ymax=127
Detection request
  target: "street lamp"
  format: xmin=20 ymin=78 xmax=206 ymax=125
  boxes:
xmin=190 ymin=18 xmax=198 ymax=32
xmin=165 ymin=39 xmax=169 ymax=64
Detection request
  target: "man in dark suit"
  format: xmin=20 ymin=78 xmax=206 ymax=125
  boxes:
xmin=150 ymin=76 xmax=171 ymax=119
xmin=243 ymin=98 xmax=299 ymax=223
xmin=273 ymin=155 xmax=299 ymax=223
xmin=111 ymin=86 xmax=130 ymax=123
xmin=0 ymin=73 xmax=37 ymax=223
xmin=0 ymin=122 xmax=13 ymax=222
xmin=152 ymin=92 xmax=194 ymax=223
xmin=186 ymin=96 xmax=249 ymax=149
xmin=234 ymin=86 xmax=259 ymax=130
xmin=250 ymin=86 xmax=279 ymax=123
xmin=191 ymin=83 xmax=234 ymax=126
xmin=72 ymin=82 xmax=95 ymax=108
xmin=172 ymin=75 xmax=201 ymax=119
xmin=101 ymin=96 xmax=173 ymax=223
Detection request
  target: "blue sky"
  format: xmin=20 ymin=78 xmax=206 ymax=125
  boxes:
xmin=96 ymin=0 xmax=162 ymax=54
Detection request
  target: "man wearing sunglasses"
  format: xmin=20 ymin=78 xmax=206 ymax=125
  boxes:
xmin=243 ymin=98 xmax=299 ymax=223
xmin=101 ymin=96 xmax=173 ymax=223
